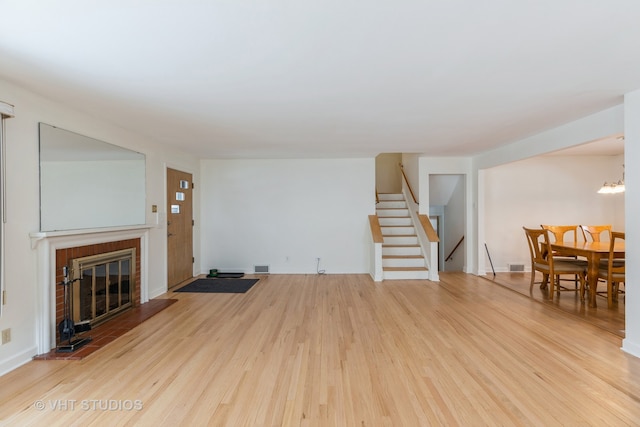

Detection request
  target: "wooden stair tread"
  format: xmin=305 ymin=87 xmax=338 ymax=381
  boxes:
xmin=383 ymin=255 xmax=424 ymax=259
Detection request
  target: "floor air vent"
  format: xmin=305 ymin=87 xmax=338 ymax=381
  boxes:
xmin=508 ymin=263 xmax=525 ymax=272
xmin=254 ymin=265 xmax=270 ymax=274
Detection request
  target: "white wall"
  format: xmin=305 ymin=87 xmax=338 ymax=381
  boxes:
xmin=200 ymin=158 xmax=374 ymax=275
xmin=443 ymin=176 xmax=465 ymax=271
xmin=623 ymin=90 xmax=640 ymax=358
xmin=483 ymin=155 xmax=624 ymax=272
xmin=0 ymin=78 xmax=199 ymax=375
xmin=375 ymin=153 xmax=401 ymax=194
xmin=401 ymin=153 xmax=420 ymax=200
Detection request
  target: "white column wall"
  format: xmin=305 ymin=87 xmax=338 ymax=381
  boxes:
xmin=622 ymin=90 xmax=640 ymax=357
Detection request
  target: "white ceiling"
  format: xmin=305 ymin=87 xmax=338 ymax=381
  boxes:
xmin=0 ymin=1 xmax=638 ymax=159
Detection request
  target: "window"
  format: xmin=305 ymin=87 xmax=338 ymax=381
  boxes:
xmin=0 ymin=101 xmax=14 ymax=315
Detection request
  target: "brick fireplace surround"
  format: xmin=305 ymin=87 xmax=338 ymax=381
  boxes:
xmin=30 ymin=226 xmax=151 ymax=355
xmin=55 ymin=239 xmax=141 ymax=343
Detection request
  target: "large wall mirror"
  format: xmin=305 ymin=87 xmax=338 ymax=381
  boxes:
xmin=39 ymin=123 xmax=146 ymax=231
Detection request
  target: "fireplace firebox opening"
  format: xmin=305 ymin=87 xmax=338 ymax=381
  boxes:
xmin=71 ymin=248 xmax=136 ymax=328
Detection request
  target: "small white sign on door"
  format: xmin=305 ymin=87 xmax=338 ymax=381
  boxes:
xmin=175 ymin=192 xmax=185 ymax=201
xmin=171 ymin=205 xmax=180 ymax=214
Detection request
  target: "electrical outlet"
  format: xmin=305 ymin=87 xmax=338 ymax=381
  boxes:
xmin=1 ymin=328 xmax=10 ymax=345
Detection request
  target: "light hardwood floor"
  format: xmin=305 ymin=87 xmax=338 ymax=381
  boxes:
xmin=1 ymin=273 xmax=639 ymax=426
xmin=487 ymin=271 xmax=625 ymax=337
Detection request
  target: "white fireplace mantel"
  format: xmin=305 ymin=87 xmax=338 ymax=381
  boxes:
xmin=30 ymin=225 xmax=152 ymax=354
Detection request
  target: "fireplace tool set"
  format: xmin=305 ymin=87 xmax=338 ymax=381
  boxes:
xmin=56 ymin=266 xmax=92 ymax=352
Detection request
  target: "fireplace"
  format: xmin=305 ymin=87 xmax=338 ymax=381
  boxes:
xmin=55 ymin=240 xmax=140 ymax=343
xmin=70 ymin=248 xmax=136 ymax=328
xmin=30 ymin=226 xmax=151 ymax=354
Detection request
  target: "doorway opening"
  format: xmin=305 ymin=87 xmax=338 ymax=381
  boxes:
xmin=429 ymin=174 xmax=465 ymax=272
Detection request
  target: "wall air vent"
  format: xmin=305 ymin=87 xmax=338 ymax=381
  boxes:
xmin=254 ymin=265 xmax=270 ymax=274
xmin=508 ymin=263 xmax=525 ymax=272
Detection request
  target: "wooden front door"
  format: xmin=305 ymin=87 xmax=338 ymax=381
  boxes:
xmin=166 ymin=168 xmax=193 ymax=288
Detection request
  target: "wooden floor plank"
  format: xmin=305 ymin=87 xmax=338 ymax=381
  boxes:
xmin=0 ymin=273 xmax=639 ymax=426
xmin=487 ymin=271 xmax=625 ymax=336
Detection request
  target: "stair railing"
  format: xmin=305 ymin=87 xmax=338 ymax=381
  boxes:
xmin=445 ymin=236 xmax=464 ymax=262
xmin=399 ymin=163 xmax=418 ymax=205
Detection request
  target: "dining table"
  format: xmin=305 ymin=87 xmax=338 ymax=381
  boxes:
xmin=550 ymin=240 xmax=625 ymax=308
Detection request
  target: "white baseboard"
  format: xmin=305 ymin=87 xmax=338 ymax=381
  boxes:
xmin=0 ymin=345 xmax=38 ymax=377
xmin=622 ymin=338 xmax=640 ymax=360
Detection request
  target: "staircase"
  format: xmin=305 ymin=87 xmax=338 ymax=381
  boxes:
xmin=376 ymin=193 xmax=429 ymax=280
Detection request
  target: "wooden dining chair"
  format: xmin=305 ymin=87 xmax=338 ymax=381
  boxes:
xmin=580 ymin=225 xmax=612 ymax=242
xmin=595 ymin=231 xmax=625 ymax=308
xmin=523 ymin=227 xmax=587 ymax=300
xmin=580 ymin=224 xmax=621 ymax=269
xmin=541 ymin=224 xmax=580 ymax=245
xmin=541 ymin=224 xmax=587 ymax=288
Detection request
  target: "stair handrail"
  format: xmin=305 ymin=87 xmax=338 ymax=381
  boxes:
xmin=445 ymin=236 xmax=464 ymax=262
xmin=417 ymin=214 xmax=439 ymax=242
xmin=399 ymin=163 xmax=418 ymax=205
xmin=375 ymin=188 xmax=379 ymax=204
xmin=368 ymin=215 xmax=384 ymax=243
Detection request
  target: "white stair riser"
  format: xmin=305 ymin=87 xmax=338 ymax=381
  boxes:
xmin=378 ymin=217 xmax=412 ymax=226
xmin=382 ymin=246 xmax=422 ymax=256
xmin=374 ymin=194 xmax=428 ymax=281
xmin=377 ymin=201 xmax=406 ymax=209
xmin=383 ymin=270 xmax=430 ymax=280
xmin=377 ymin=209 xmax=409 ymax=217
xmin=383 ymin=235 xmax=418 ymax=245
xmin=381 ymin=226 xmax=415 ymax=235
xmin=383 ymin=258 xmax=425 ymax=268
xmin=378 ymin=194 xmax=404 ymax=201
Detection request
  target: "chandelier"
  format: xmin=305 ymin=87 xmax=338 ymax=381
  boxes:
xmin=597 ymin=165 xmax=625 ymax=194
